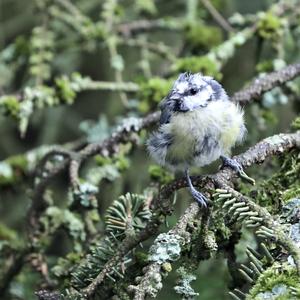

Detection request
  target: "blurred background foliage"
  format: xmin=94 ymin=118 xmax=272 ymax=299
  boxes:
xmin=0 ymin=0 xmax=300 ymax=299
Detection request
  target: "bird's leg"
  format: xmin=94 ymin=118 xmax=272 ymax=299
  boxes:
xmin=185 ymin=169 xmax=208 ymax=207
xmin=220 ymin=155 xmax=255 ymax=185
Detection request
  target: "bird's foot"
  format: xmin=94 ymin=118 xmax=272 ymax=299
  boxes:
xmin=220 ymin=156 xmax=255 ymax=185
xmin=190 ymin=186 xmax=208 ymax=208
xmin=185 ymin=169 xmax=210 ymax=208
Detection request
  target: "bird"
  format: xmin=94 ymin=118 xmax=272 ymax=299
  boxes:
xmin=147 ymin=72 xmax=249 ymax=207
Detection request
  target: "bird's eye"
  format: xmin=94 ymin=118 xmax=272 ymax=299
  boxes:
xmin=189 ymin=88 xmax=197 ymax=95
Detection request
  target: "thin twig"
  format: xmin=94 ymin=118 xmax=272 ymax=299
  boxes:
xmin=201 ymin=0 xmax=234 ymax=32
xmin=117 ymin=19 xmax=182 ymax=37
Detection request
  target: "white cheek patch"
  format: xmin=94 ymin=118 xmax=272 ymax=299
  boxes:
xmin=199 ymin=85 xmax=213 ymax=101
xmin=184 ymin=85 xmax=214 ymax=110
xmin=183 ymin=96 xmax=197 ymax=110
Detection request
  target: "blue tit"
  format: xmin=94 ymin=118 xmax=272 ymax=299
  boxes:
xmin=147 ymin=72 xmax=246 ymax=207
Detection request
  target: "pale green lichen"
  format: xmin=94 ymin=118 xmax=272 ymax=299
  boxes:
xmin=148 ymin=233 xmax=183 ymax=263
xmin=289 ymin=223 xmax=300 ymax=247
xmin=40 ymin=207 xmax=86 ymax=250
xmin=256 ymin=58 xmax=286 ymax=73
xmin=133 ymin=270 xmax=163 ymax=298
xmin=72 ymin=182 xmax=99 ymax=208
xmin=162 ymin=262 xmax=172 ymax=272
xmin=19 ymin=85 xmax=58 ymax=136
xmin=86 ymin=151 xmax=131 ymax=186
xmin=174 ymin=267 xmax=199 ymax=299
xmin=255 ymin=284 xmax=289 ymax=300
xmin=281 ymin=199 xmax=300 ymax=223
xmin=262 ymin=87 xmax=288 ymax=108
xmin=79 ymin=115 xmax=111 ymax=143
xmin=207 ymin=28 xmax=253 ymax=69
xmin=55 ymin=75 xmax=77 ymax=105
xmin=86 ymin=164 xmax=120 ymax=185
xmin=0 ymin=145 xmax=52 ymax=185
xmin=264 ymin=135 xmax=285 ymax=146
xmin=116 ymin=116 xmax=142 ymax=133
xmin=0 ymin=162 xmax=14 ymax=183
xmin=203 ymin=230 xmax=218 ymax=252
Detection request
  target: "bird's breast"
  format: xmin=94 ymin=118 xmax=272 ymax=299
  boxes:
xmin=163 ymin=101 xmax=244 ymax=168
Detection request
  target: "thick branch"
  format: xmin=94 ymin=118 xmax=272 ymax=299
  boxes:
xmin=231 ymin=63 xmax=300 ymax=104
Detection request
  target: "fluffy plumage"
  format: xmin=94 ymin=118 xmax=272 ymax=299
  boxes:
xmin=147 ymin=72 xmax=246 ymax=172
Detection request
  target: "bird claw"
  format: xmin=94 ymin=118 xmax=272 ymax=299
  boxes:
xmin=221 ymin=156 xmax=255 ymax=185
xmin=185 ymin=169 xmax=210 ymax=208
xmin=190 ymin=188 xmax=209 ymax=208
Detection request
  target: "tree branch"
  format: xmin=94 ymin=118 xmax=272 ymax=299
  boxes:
xmin=201 ymin=0 xmax=234 ymax=32
xmin=4 ymin=61 xmax=300 ymax=297
xmin=231 ymin=63 xmax=300 ymax=104
xmin=128 ymin=202 xmax=202 ymax=300
xmin=80 ymin=130 xmax=300 ymax=298
xmin=116 ymin=19 xmax=182 ymax=37
xmin=219 ymin=187 xmax=300 ymax=275
xmin=0 ymin=248 xmax=30 ymax=296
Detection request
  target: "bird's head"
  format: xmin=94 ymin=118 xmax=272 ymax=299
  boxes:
xmin=166 ymin=72 xmax=228 ymax=112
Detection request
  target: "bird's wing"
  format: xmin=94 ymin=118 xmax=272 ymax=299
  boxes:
xmin=159 ymin=98 xmax=173 ymax=125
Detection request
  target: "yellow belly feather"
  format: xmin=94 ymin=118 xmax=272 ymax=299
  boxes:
xmin=163 ymin=101 xmax=244 ymax=164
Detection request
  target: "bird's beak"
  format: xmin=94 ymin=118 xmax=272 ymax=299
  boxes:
xmin=168 ymin=92 xmax=190 ymax=112
xmin=170 ymin=91 xmax=182 ymax=101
